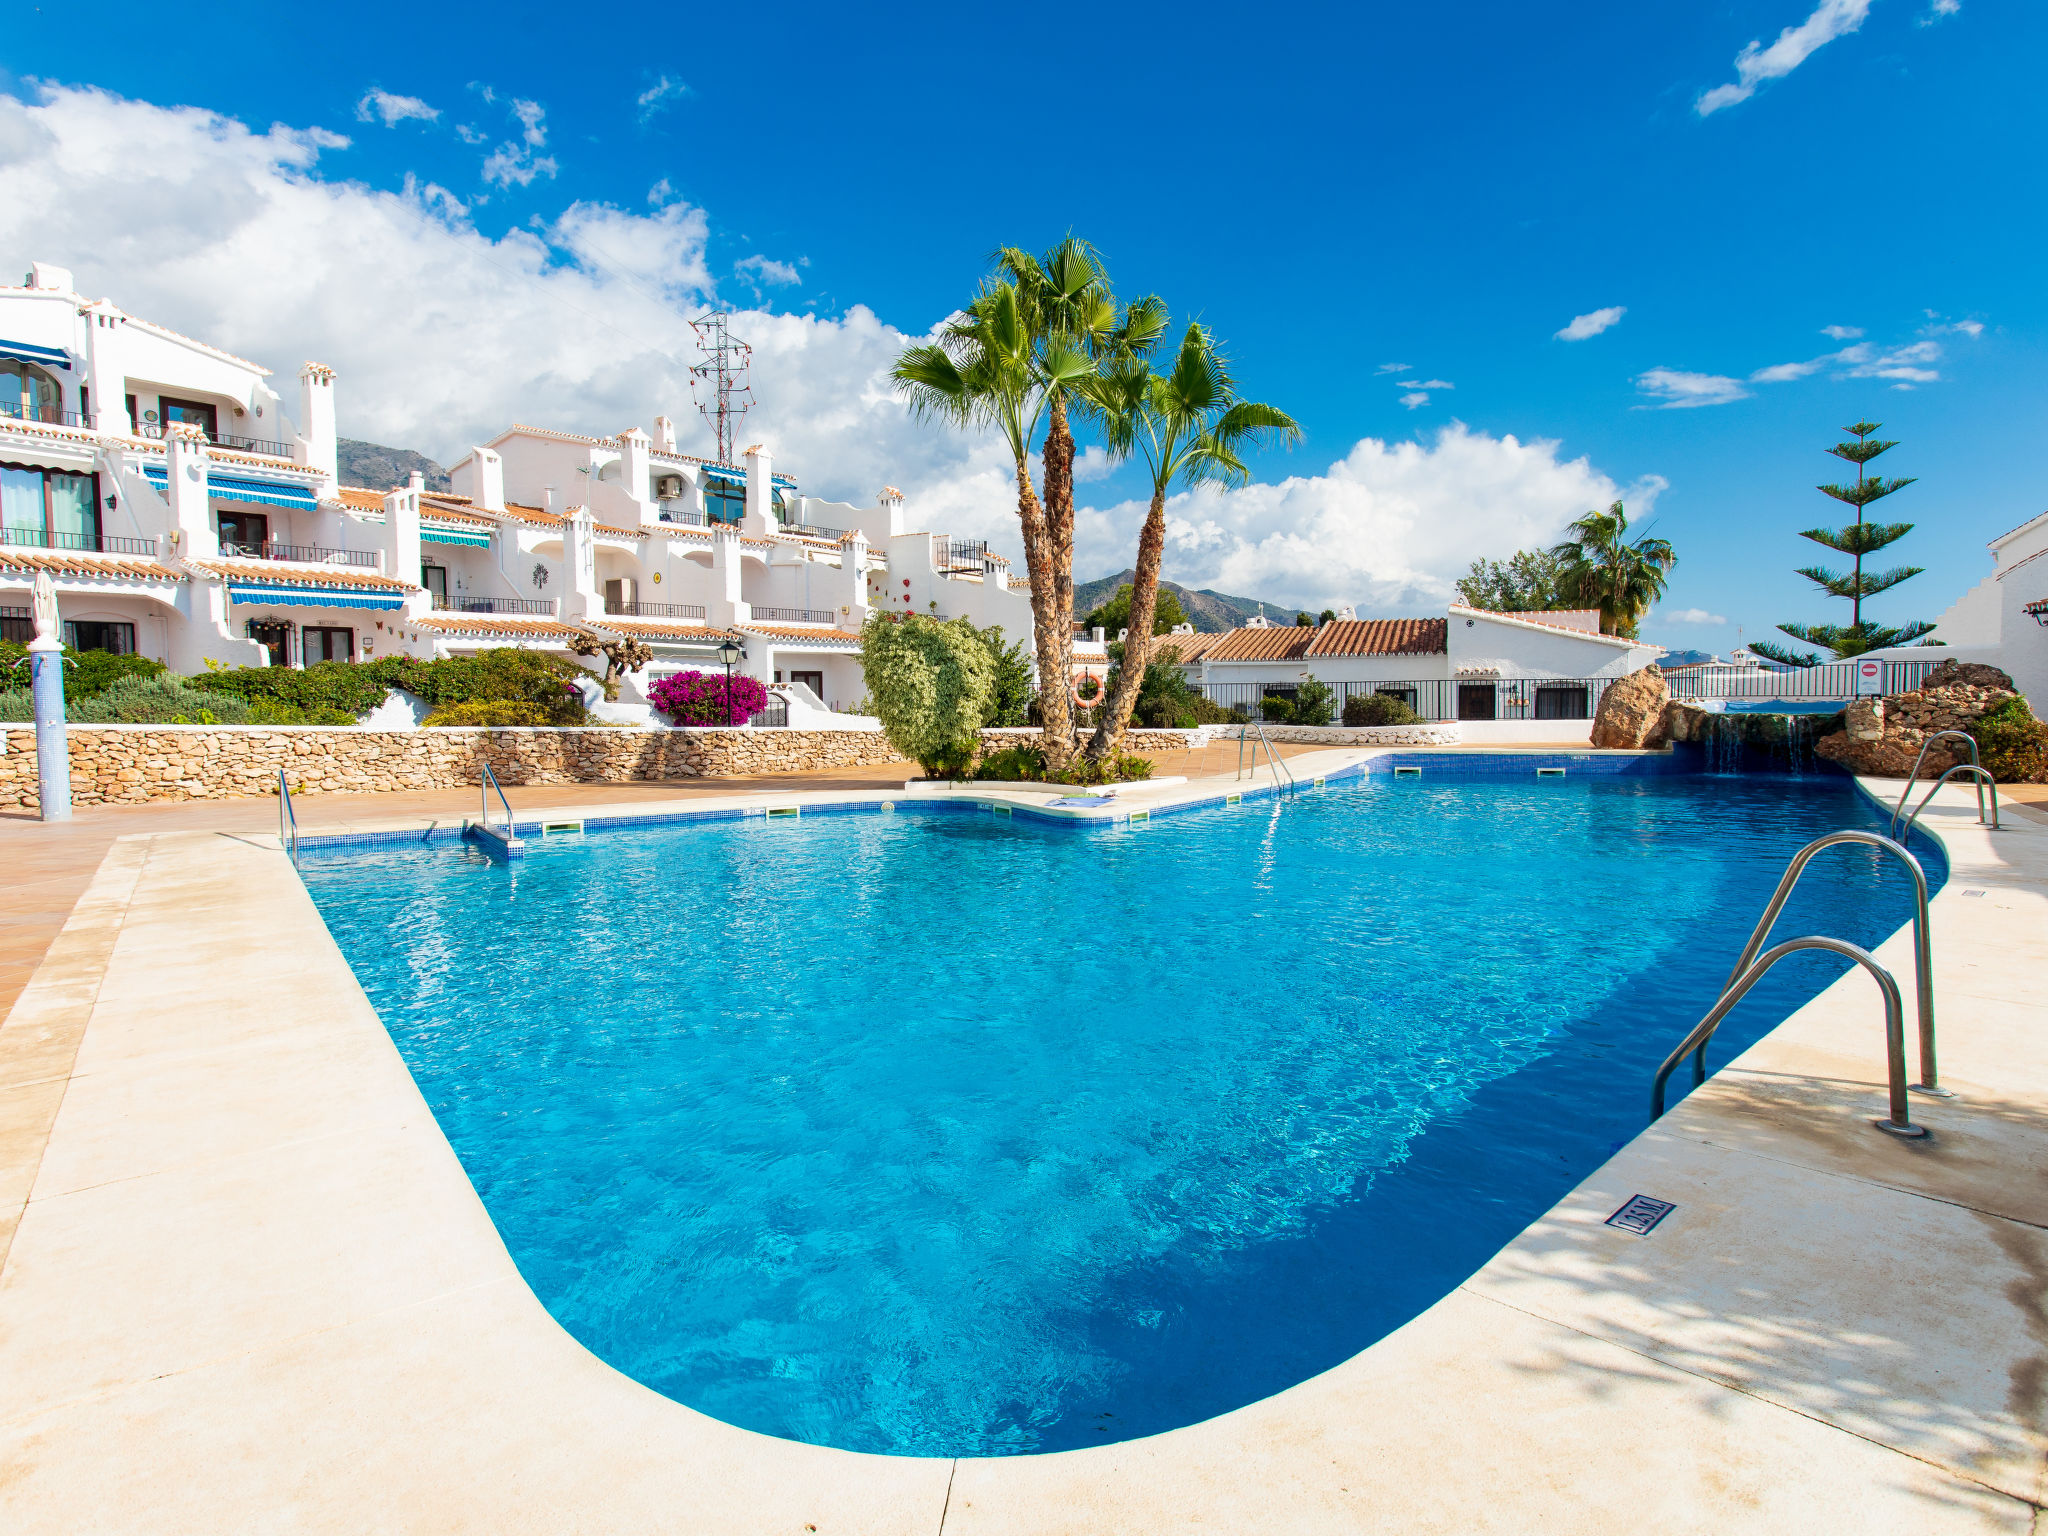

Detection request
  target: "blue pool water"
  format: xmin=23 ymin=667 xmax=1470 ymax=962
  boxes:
xmin=301 ymin=770 xmax=1940 ymax=1457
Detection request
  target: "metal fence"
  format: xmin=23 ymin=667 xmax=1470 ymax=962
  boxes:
xmin=748 ymin=699 xmax=790 ymax=727
xmin=0 ymin=527 xmax=157 ymax=555
xmin=220 ymin=540 xmax=380 ymax=568
xmin=606 ymin=600 xmax=706 ymax=619
xmin=431 ymin=595 xmax=558 ymax=616
xmin=933 ymin=536 xmax=988 ymax=573
xmin=1199 ymin=677 xmax=1614 ymax=722
xmin=1666 ymin=660 xmax=1942 ymax=701
xmin=751 ymin=606 xmax=835 ymax=625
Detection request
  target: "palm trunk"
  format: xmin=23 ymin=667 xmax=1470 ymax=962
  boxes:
xmin=1084 ymin=486 xmax=1167 ymax=760
xmin=1037 ymin=394 xmax=1078 ymax=771
xmin=1012 ymin=456 xmax=1071 ymax=758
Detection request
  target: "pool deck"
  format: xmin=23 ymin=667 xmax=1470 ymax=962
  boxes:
xmin=1 ymin=754 xmax=2044 ymax=1531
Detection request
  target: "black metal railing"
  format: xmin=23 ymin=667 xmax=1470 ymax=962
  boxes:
xmin=783 ymin=522 xmax=847 ymax=542
xmin=130 ymin=421 xmax=295 ymax=458
xmin=749 ymin=699 xmax=790 ymax=727
xmin=0 ymin=400 xmax=93 ymax=429
xmin=1197 ymin=677 xmax=1616 ymax=723
xmin=219 ymin=540 xmax=380 ymax=568
xmin=750 ymin=606 xmax=836 ymax=625
xmin=606 ymin=600 xmax=707 ymax=619
xmin=657 ymin=505 xmax=708 ymax=527
xmin=933 ymin=535 xmax=988 ymax=572
xmin=0 ymin=527 xmax=157 ymax=555
xmin=431 ymin=595 xmax=558 ymax=616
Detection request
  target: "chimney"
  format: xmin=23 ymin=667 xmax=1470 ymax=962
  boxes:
xmin=27 ymin=262 xmax=73 ymax=292
xmin=296 ymin=363 xmax=338 ymax=497
xmin=653 ymin=415 xmax=677 ymax=452
xmin=742 ymin=443 xmax=773 ymax=533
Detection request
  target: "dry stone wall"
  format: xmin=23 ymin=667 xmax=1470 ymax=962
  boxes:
xmin=1814 ymin=661 xmax=2022 ymax=779
xmin=0 ymin=726 xmax=912 ymax=808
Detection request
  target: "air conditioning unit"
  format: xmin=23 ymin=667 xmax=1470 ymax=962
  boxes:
xmin=655 ymin=475 xmax=685 ymax=500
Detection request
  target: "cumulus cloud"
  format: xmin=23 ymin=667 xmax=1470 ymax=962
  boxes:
xmin=481 ymin=97 xmax=556 ymax=187
xmin=356 ymin=89 xmax=438 ymax=128
xmin=1555 ymin=306 xmax=1625 ymax=341
xmin=1373 ymin=362 xmax=1411 ymax=375
xmin=1749 ymin=357 xmax=1828 ymax=383
xmin=1635 ymin=368 xmax=1751 ymax=408
xmin=1399 ymin=392 xmax=1431 ymax=410
xmin=1399 ymin=379 xmax=1454 ymax=391
xmin=735 ymin=253 xmax=802 ymax=288
xmin=1072 ymin=424 xmax=1656 ymax=614
xmin=1662 ymin=607 xmax=1728 ymax=626
xmin=1696 ymin=0 xmax=1871 ymax=116
xmin=1822 ymin=324 xmax=1863 ymax=339
xmin=635 ymin=77 xmax=688 ymax=124
xmin=1919 ymin=0 xmax=1960 ymax=23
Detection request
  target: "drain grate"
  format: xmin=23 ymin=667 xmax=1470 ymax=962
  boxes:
xmin=1605 ymin=1195 xmax=1676 ymax=1235
xmin=1394 ymin=766 xmax=1422 ymax=779
xmin=766 ymin=805 xmax=800 ymax=819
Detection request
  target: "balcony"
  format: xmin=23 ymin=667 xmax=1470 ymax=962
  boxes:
xmin=750 ymin=606 xmax=836 ymax=625
xmin=606 ymin=600 xmax=707 ymax=620
xmin=0 ymin=400 xmax=94 ymax=430
xmin=431 ymin=595 xmax=558 ymax=616
xmin=934 ymin=536 xmax=988 ymax=574
xmin=132 ymin=422 xmax=296 ymax=459
xmin=220 ymin=541 xmax=380 ymax=569
xmin=0 ymin=527 xmax=158 ymax=556
xmin=781 ymin=521 xmax=847 ymax=542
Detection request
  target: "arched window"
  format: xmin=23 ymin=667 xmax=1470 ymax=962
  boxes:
xmin=0 ymin=359 xmax=63 ymax=425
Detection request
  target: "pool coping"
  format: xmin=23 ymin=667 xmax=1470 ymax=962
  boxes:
xmin=1 ymin=762 xmax=2043 ymax=1531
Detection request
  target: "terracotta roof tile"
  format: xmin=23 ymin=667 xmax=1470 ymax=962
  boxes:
xmin=413 ymin=614 xmax=582 ymax=640
xmin=183 ymin=558 xmax=416 ymax=592
xmin=1305 ymin=618 xmax=1447 ymax=657
xmin=335 ymin=487 xmax=388 ymax=512
xmin=740 ymin=623 xmax=861 ymax=645
xmin=1150 ymin=631 xmax=1231 ymax=664
xmin=598 ymin=619 xmax=743 ymax=643
xmin=1200 ymin=626 xmax=1318 ymax=662
xmin=1460 ymin=607 xmax=1603 ymax=634
xmin=0 ymin=548 xmax=184 ymax=581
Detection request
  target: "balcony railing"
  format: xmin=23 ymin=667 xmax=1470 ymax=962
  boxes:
xmin=749 ymin=606 xmax=836 ymax=625
xmin=749 ymin=699 xmax=790 ymax=727
xmin=220 ymin=540 xmax=380 ymax=568
xmin=432 ymin=595 xmax=558 ymax=616
xmin=0 ymin=527 xmax=157 ymax=556
xmin=0 ymin=400 xmax=94 ymax=430
xmin=783 ymin=522 xmax=847 ymax=542
xmin=656 ymin=506 xmax=708 ymax=527
xmin=606 ymin=600 xmax=707 ymax=620
xmin=934 ymin=535 xmax=988 ymax=573
xmin=132 ymin=422 xmax=296 ymax=458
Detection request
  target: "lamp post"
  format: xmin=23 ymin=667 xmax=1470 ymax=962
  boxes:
xmin=27 ymin=572 xmax=71 ymax=822
xmin=718 ymin=636 xmax=744 ymax=726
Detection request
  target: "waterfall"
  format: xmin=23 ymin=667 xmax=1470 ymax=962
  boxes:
xmin=1678 ymin=708 xmax=1841 ymax=776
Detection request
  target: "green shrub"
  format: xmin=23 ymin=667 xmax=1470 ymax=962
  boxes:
xmin=1968 ymin=696 xmax=2048 ymax=783
xmin=422 ymin=701 xmax=553 ymax=728
xmin=68 ymin=675 xmax=254 ymax=724
xmin=0 ymin=642 xmax=165 ymax=703
xmin=197 ymin=650 xmax=587 ymax=724
xmin=199 ymin=658 xmax=398 ymax=716
xmin=1052 ymin=753 xmax=1154 ymax=787
xmin=1294 ymin=675 xmax=1336 ymax=726
xmin=1259 ymin=694 xmax=1295 ymax=724
xmin=858 ymin=614 xmax=993 ymax=778
xmin=0 ymin=687 xmax=31 ymax=722
xmin=974 ymin=744 xmax=1048 ymax=781
xmin=1344 ymin=691 xmax=1422 ymax=727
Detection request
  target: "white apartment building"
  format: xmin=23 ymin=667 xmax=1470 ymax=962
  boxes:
xmin=0 ymin=264 xmax=1037 ymax=717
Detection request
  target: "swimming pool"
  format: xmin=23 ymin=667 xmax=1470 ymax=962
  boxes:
xmin=300 ymin=769 xmax=1940 ymax=1457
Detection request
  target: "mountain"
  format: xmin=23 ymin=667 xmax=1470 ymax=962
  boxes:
xmin=338 ymin=438 xmax=452 ymax=493
xmin=1074 ymin=568 xmax=1303 ymax=632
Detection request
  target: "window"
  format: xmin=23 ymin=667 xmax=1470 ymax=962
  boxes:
xmin=0 ymin=359 xmax=63 ymax=425
xmin=1 ymin=464 xmax=101 ymax=551
xmin=420 ymin=563 xmax=448 ymax=602
xmin=704 ymin=480 xmax=746 ymax=525
xmin=1456 ymin=683 xmax=1497 ymax=721
xmin=1535 ymin=684 xmax=1590 ymax=720
xmin=789 ymin=670 xmax=824 ymax=696
xmin=246 ymin=618 xmax=292 ymax=668
xmin=158 ymin=396 xmax=218 ymax=441
xmin=772 ymin=486 xmax=789 ymax=525
xmin=0 ymin=607 xmax=30 ymax=644
xmin=62 ymin=620 xmax=136 ymax=655
xmin=217 ymin=510 xmax=269 ymax=556
xmin=303 ymin=626 xmax=354 ymax=663
xmin=1375 ymin=687 xmax=1418 ymax=709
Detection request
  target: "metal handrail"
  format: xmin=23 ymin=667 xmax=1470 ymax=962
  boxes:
xmin=1898 ymin=763 xmax=2000 ymax=839
xmin=1701 ymin=829 xmax=1939 ymax=1094
xmin=1235 ymin=720 xmax=1296 ymax=789
xmin=480 ymin=760 xmax=514 ymax=841
xmin=1890 ymin=731 xmax=1983 ymax=835
xmin=1651 ymin=935 xmax=1923 ymax=1138
xmin=277 ymin=769 xmax=298 ymax=864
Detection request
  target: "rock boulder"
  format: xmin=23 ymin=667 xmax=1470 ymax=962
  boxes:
xmin=1813 ymin=660 xmax=2021 ymax=778
xmin=1591 ymin=665 xmax=1671 ymax=749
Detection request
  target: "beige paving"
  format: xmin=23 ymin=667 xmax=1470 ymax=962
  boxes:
xmin=0 ymin=765 xmax=2042 ymax=1531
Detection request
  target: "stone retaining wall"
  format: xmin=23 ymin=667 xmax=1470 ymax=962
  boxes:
xmin=1254 ymin=723 xmax=1462 ymax=747
xmin=0 ymin=725 xmax=1212 ymax=809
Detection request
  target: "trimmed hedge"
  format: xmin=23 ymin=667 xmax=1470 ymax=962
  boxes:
xmin=0 ymin=642 xmax=166 ymax=704
xmin=197 ymin=650 xmax=588 ymax=725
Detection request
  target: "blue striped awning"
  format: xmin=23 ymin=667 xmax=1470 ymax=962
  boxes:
xmin=142 ymin=465 xmax=320 ymax=512
xmin=0 ymin=337 xmax=70 ymax=371
xmin=421 ymin=526 xmax=493 ymax=547
xmin=700 ymin=466 xmax=747 ymax=486
xmin=226 ymin=585 xmax=408 ymax=611
xmin=772 ymin=474 xmax=798 ymax=489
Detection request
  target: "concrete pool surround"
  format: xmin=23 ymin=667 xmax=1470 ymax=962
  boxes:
xmin=1 ymin=750 xmax=2043 ymax=1532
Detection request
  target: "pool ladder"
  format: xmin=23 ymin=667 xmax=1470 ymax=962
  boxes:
xmin=1651 ymin=829 xmax=1940 ymax=1139
xmin=1235 ymin=720 xmax=1295 ymax=792
xmin=1888 ymin=731 xmax=1998 ymax=838
xmin=469 ymin=761 xmax=525 ymax=860
xmin=277 ymin=768 xmax=299 ymax=865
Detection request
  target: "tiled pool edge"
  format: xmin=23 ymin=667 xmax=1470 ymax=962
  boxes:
xmin=0 ymin=773 xmax=2037 ymax=1533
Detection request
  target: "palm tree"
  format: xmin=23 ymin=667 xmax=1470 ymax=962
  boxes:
xmin=1080 ymin=323 xmax=1300 ymax=759
xmin=1549 ymin=502 xmax=1676 ymax=638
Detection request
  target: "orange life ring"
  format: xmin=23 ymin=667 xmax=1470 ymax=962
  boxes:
xmin=1073 ymin=673 xmax=1104 ymax=706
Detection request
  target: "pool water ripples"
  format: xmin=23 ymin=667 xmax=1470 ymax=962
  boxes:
xmin=302 ymin=774 xmax=1939 ymax=1456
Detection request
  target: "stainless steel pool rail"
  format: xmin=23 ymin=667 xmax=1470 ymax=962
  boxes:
xmin=1896 ymin=763 xmax=2000 ymax=839
xmin=277 ymin=769 xmax=298 ymax=865
xmin=1235 ymin=721 xmax=1296 ymax=791
xmin=1650 ymin=827 xmax=1941 ymax=1131
xmin=1651 ymin=935 xmax=1923 ymax=1138
xmin=480 ymin=760 xmax=515 ymax=842
xmin=1889 ymin=731 xmax=1984 ymax=836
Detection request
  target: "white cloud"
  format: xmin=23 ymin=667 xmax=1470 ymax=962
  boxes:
xmin=1399 ymin=392 xmax=1431 ymax=410
xmin=1836 ymin=339 xmax=1941 ymax=383
xmin=1919 ymin=0 xmax=1960 ymax=23
xmin=1696 ymin=0 xmax=1872 ymax=116
xmin=1555 ymin=306 xmax=1625 ymax=341
xmin=1072 ymin=446 xmax=1114 ymax=484
xmin=1374 ymin=362 xmax=1411 ymax=375
xmin=356 ymin=90 xmax=438 ymax=128
xmin=1749 ymin=357 xmax=1828 ymax=383
xmin=1073 ymin=424 xmax=1656 ymax=613
xmin=1662 ymin=607 xmax=1728 ymax=626
xmin=635 ymin=77 xmax=688 ymax=125
xmin=735 ymin=253 xmax=802 ymax=288
xmin=481 ymin=97 xmax=556 ymax=187
xmin=1398 ymin=378 xmax=1454 ymax=390
xmin=1822 ymin=324 xmax=1863 ymax=339
xmin=1635 ymin=368 xmax=1751 ymax=408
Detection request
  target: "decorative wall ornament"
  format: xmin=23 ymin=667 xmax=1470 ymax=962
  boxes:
xmin=532 ymin=563 xmax=550 ymax=589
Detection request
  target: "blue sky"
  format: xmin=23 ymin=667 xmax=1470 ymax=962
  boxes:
xmin=3 ymin=0 xmax=2041 ymax=648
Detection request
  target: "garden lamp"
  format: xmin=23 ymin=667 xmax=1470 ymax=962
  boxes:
xmin=718 ymin=637 xmax=743 ymax=723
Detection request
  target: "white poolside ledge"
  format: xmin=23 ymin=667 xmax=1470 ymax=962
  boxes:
xmin=1 ymin=756 xmax=2043 ymax=1533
